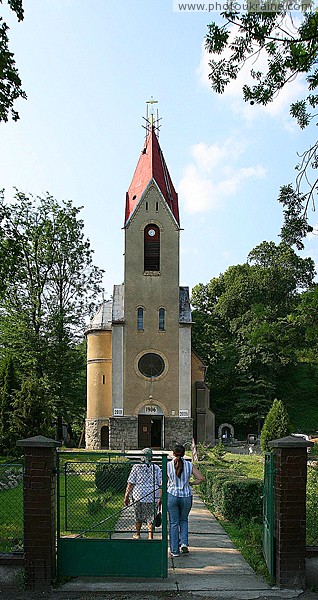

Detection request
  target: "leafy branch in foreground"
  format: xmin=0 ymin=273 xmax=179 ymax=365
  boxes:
xmin=205 ymin=9 xmax=318 ymax=247
xmin=0 ymin=0 xmax=26 ymax=122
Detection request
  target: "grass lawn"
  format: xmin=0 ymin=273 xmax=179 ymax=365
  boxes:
xmin=0 ymin=463 xmax=23 ymax=553
xmin=307 ymin=463 xmax=318 ymax=546
xmin=58 ymin=456 xmax=135 ymax=539
xmin=58 ymin=470 xmax=125 ymax=538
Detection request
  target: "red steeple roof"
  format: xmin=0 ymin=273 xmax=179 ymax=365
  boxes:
xmin=125 ymin=125 xmax=180 ymax=226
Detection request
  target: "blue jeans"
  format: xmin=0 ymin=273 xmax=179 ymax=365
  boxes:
xmin=167 ymin=493 xmax=192 ymax=554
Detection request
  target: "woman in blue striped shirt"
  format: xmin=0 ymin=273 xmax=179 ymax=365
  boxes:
xmin=167 ymin=444 xmax=204 ymax=557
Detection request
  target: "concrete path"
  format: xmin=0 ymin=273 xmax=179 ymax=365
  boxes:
xmin=58 ymin=494 xmax=302 ymax=598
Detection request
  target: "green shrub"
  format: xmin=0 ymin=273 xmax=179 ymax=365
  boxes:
xmin=310 ymin=442 xmax=318 ymax=456
xmin=200 ymin=467 xmax=262 ymax=522
xmin=196 ymin=443 xmax=209 ymax=461
xmin=216 ymin=478 xmax=263 ymax=521
xmin=210 ymin=441 xmax=226 ymax=459
xmin=95 ymin=462 xmax=131 ymax=493
xmin=197 ymin=463 xmax=224 ymax=499
xmin=260 ymin=398 xmax=291 ymax=452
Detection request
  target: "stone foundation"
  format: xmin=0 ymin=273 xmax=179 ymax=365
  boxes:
xmin=109 ymin=416 xmax=138 ymax=450
xmin=85 ymin=418 xmax=109 ymax=450
xmin=164 ymin=417 xmax=193 ymax=450
xmin=106 ymin=416 xmax=193 ymax=450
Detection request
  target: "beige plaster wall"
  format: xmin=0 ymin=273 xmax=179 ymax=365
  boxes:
xmin=86 ymin=330 xmax=112 ymax=418
xmin=191 ymin=352 xmax=206 ymax=413
xmin=123 ymin=184 xmax=180 ymax=416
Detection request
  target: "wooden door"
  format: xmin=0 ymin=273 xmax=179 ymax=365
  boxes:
xmin=138 ymin=415 xmax=151 ymax=448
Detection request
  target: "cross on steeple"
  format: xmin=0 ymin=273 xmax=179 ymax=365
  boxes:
xmin=144 ymin=97 xmax=161 ymax=138
xmin=147 ymin=96 xmax=158 ymax=126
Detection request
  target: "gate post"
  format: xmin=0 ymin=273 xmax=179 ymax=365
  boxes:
xmin=16 ymin=435 xmax=61 ymax=590
xmin=268 ymin=435 xmax=313 ymax=589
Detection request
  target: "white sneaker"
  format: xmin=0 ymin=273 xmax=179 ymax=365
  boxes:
xmin=180 ymin=545 xmax=189 ymax=554
xmin=170 ymin=552 xmax=180 ymax=557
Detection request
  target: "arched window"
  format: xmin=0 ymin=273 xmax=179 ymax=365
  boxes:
xmin=137 ymin=307 xmax=144 ymax=330
xmin=159 ymin=308 xmax=165 ymax=331
xmin=144 ymin=224 xmax=160 ymax=271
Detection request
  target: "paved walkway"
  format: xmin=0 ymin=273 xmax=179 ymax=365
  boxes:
xmin=58 ymin=494 xmax=303 ymax=598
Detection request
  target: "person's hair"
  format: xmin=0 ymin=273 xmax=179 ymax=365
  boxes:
xmin=173 ymin=444 xmax=185 ymax=479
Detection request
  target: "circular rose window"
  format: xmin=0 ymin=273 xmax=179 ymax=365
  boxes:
xmin=138 ymin=353 xmax=165 ymax=378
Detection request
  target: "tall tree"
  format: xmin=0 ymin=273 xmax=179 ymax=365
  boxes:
xmin=191 ymin=241 xmax=316 ymax=434
xmin=10 ymin=375 xmax=52 ymax=444
xmin=0 ymin=0 xmax=26 ymax=122
xmin=0 ymin=191 xmax=104 ymax=441
xmin=0 ymin=354 xmax=18 ymax=453
xmin=205 ymin=10 xmax=318 ymax=248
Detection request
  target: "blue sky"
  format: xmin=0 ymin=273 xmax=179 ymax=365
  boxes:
xmin=1 ymin=0 xmax=317 ymax=298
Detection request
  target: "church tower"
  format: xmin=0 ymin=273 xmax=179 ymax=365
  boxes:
xmin=110 ymin=115 xmax=193 ymax=450
xmin=85 ymin=107 xmax=215 ymax=451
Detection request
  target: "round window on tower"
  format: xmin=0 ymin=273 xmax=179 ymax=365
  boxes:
xmin=138 ymin=353 xmax=165 ymax=379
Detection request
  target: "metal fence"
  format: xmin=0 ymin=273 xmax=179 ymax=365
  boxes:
xmin=59 ymin=456 xmax=163 ymax=539
xmin=307 ymin=459 xmax=318 ymax=547
xmin=57 ymin=452 xmax=167 ymax=578
xmin=0 ymin=463 xmax=24 ymax=555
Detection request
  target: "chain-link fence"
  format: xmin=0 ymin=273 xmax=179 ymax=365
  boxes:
xmin=307 ymin=459 xmax=318 ymax=547
xmin=59 ymin=455 xmax=163 ymax=540
xmin=0 ymin=463 xmax=24 ymax=555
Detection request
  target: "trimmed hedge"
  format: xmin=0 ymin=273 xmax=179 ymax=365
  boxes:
xmin=199 ymin=464 xmax=263 ymax=522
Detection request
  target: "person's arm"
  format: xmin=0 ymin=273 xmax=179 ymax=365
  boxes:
xmin=190 ymin=464 xmax=205 ymax=486
xmin=124 ymin=482 xmax=133 ymax=506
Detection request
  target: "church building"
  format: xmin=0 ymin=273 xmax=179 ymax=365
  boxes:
xmin=85 ymin=111 xmax=214 ymax=450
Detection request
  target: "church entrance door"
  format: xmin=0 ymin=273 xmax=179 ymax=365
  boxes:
xmin=138 ymin=415 xmax=163 ymax=449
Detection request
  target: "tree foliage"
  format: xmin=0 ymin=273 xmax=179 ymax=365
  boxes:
xmin=205 ymin=9 xmax=318 ymax=248
xmin=0 ymin=0 xmax=26 ymax=122
xmin=191 ymin=241 xmax=317 ymax=435
xmin=0 ymin=190 xmax=104 ymax=449
xmin=0 ymin=354 xmax=18 ymax=452
xmin=260 ymin=398 xmax=291 ymax=452
xmin=10 ymin=375 xmax=53 ymax=443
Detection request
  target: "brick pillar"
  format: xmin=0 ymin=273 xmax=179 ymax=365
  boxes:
xmin=16 ymin=435 xmax=61 ymax=590
xmin=269 ymin=435 xmax=313 ymax=589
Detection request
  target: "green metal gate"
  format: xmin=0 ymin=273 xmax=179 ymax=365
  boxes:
xmin=57 ymin=451 xmax=168 ymax=578
xmin=263 ymin=451 xmax=275 ymax=579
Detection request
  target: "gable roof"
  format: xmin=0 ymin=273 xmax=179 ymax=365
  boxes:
xmin=125 ymin=125 xmax=179 ymax=226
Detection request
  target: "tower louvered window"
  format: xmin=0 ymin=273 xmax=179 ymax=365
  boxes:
xmin=144 ymin=225 xmax=160 ymax=271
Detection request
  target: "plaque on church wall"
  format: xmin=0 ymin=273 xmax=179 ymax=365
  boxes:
xmin=144 ymin=405 xmax=158 ymax=414
xmin=139 ymin=404 xmax=163 ymax=415
xmin=113 ymin=408 xmax=123 ymax=416
xmin=179 ymin=410 xmax=189 ymax=417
